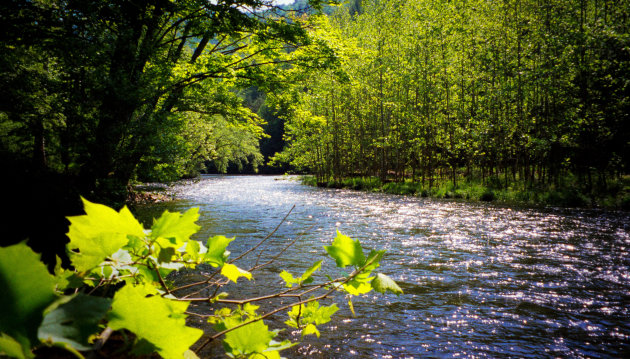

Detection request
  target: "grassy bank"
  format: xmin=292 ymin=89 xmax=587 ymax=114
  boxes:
xmin=302 ymin=175 xmax=630 ymax=210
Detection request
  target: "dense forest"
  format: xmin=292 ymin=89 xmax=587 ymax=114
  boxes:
xmin=274 ymin=0 xmax=630 ymax=205
xmin=0 ymin=0 xmax=337 ymax=263
xmin=2 ymin=0 xmax=629 ymax=260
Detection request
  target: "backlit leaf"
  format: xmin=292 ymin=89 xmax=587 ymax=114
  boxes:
xmin=205 ymin=235 xmax=234 ymax=266
xmin=343 ymin=280 xmax=373 ymax=296
xmin=221 ymin=263 xmax=252 ymax=283
xmin=224 ymin=319 xmax=273 ymax=356
xmin=0 ymin=243 xmax=57 ymax=356
xmin=372 ymin=273 xmax=403 ymax=295
xmin=0 ymin=333 xmax=28 ymax=359
xmin=251 ymin=351 xmax=281 ymax=359
xmin=150 ymin=208 xmax=200 ymax=246
xmin=279 ymin=270 xmax=299 ymax=287
xmin=286 ymin=300 xmax=339 ymax=328
xmin=301 ymin=260 xmax=323 ymax=282
xmin=324 ymin=231 xmax=365 ymax=268
xmin=302 ymin=324 xmax=320 ymax=337
xmin=108 ymin=284 xmax=203 ymax=359
xmin=67 ymin=198 xmax=145 ymax=272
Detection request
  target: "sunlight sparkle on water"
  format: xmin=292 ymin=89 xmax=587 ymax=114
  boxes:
xmin=146 ymin=176 xmax=630 ymax=358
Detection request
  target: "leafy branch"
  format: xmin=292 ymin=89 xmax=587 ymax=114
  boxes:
xmin=0 ymin=198 xmax=402 ymax=359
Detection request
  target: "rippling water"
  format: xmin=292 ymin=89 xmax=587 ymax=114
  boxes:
xmin=134 ymin=175 xmax=630 ymax=358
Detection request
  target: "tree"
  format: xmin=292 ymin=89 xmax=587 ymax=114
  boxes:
xmin=1 ymin=0 xmax=340 ymax=262
xmin=277 ymin=0 xmax=630 ymax=202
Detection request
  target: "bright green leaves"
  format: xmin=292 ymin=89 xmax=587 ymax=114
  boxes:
xmin=210 ymin=305 xmax=292 ymax=358
xmin=302 ymin=260 xmax=323 ymax=283
xmin=66 ymin=198 xmax=144 ymax=272
xmin=285 ymin=301 xmax=339 ymax=337
xmin=150 ymin=208 xmax=207 ymax=267
xmin=0 ymin=243 xmax=57 ymax=358
xmin=205 ymin=235 xmax=234 ymax=266
xmin=224 ymin=320 xmax=273 ymax=356
xmin=343 ymin=281 xmax=372 ymax=296
xmin=108 ymin=284 xmax=203 ymax=359
xmin=322 ymin=232 xmax=401 ymax=298
xmin=279 ymin=260 xmax=322 ymax=287
xmin=1 ymin=198 xmax=402 ymax=359
xmin=324 ymin=231 xmax=365 ymax=268
xmin=150 ymin=208 xmax=200 ymax=248
xmin=38 ymin=294 xmax=111 ymax=351
xmin=372 ymin=273 xmax=403 ymax=295
xmin=279 ymin=270 xmax=299 ymax=287
xmin=221 ymin=263 xmax=252 ymax=283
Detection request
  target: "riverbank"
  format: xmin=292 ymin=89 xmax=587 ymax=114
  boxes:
xmin=127 ymin=182 xmax=174 ymax=204
xmin=302 ymin=175 xmax=630 ymax=210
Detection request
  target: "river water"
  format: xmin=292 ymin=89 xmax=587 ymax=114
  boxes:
xmin=134 ymin=175 xmax=630 ymax=358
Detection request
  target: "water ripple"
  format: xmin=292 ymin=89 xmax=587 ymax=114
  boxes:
xmin=136 ymin=175 xmax=630 ymax=358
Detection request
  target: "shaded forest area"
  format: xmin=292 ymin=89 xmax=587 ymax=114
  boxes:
xmin=275 ymin=0 xmax=630 ymax=207
xmin=0 ymin=0 xmax=335 ymax=264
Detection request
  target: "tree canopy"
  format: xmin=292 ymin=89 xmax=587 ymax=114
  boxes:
xmin=0 ymin=0 xmax=340 ymax=262
xmin=275 ymin=0 xmax=630 ymax=201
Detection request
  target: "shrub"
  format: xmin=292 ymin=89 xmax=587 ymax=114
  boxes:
xmin=480 ymin=190 xmax=496 ymax=202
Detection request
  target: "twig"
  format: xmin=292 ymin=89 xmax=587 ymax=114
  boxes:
xmin=195 ymin=254 xmax=381 ymax=353
xmin=229 ymin=204 xmax=295 ymax=264
xmin=88 ymin=327 xmax=113 ymax=359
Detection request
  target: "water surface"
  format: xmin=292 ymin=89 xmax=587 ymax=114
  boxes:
xmin=135 ymin=175 xmax=630 ymax=358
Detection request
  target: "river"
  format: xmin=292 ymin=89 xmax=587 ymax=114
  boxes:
xmin=134 ymin=175 xmax=630 ymax=358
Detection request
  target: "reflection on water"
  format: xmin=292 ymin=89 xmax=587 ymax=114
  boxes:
xmin=134 ymin=175 xmax=630 ymax=358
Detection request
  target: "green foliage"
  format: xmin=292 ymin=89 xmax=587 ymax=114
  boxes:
xmin=278 ymin=0 xmax=630 ymax=207
xmin=325 ymin=231 xmax=365 ymax=268
xmin=0 ymin=243 xmax=57 ymax=358
xmin=108 ymin=284 xmax=202 ymax=359
xmin=279 ymin=260 xmax=322 ymax=287
xmin=0 ymin=198 xmax=401 ymax=358
xmin=372 ymin=273 xmax=403 ymax=295
xmin=38 ymin=294 xmax=111 ymax=351
xmin=285 ymin=301 xmax=339 ymax=337
xmin=67 ymin=198 xmax=144 ymax=272
xmin=1 ymin=0 xmax=341 ymax=203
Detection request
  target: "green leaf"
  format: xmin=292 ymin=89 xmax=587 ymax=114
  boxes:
xmin=279 ymin=270 xmax=299 ymax=288
xmin=52 ymin=256 xmax=83 ymax=292
xmin=324 ymin=231 xmax=365 ymax=268
xmin=363 ymin=250 xmax=385 ymax=272
xmin=67 ymin=198 xmax=145 ymax=272
xmin=0 ymin=333 xmax=28 ymax=359
xmin=301 ymin=260 xmax=323 ymax=282
xmin=38 ymin=294 xmax=111 ymax=351
xmin=0 ymin=243 xmax=57 ymax=355
xmin=251 ymin=351 xmax=281 ymax=359
xmin=302 ymin=324 xmax=320 ymax=338
xmin=205 ymin=236 xmax=235 ymax=266
xmin=223 ymin=319 xmax=273 ymax=356
xmin=150 ymin=208 xmax=201 ymax=246
xmin=372 ymin=273 xmax=403 ymax=295
xmin=158 ymin=247 xmax=176 ymax=263
xmin=221 ymin=263 xmax=252 ymax=283
xmin=279 ymin=260 xmax=322 ymax=288
xmin=185 ymin=240 xmax=201 ymax=259
xmin=347 ymin=298 xmax=356 ymax=318
xmin=108 ymin=284 xmax=203 ymax=359
xmin=343 ymin=280 xmax=372 ymax=296
xmin=286 ymin=301 xmax=339 ymax=328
